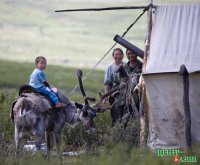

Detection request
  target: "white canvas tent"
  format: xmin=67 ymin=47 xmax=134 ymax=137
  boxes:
xmin=143 ymin=4 xmax=200 ymax=150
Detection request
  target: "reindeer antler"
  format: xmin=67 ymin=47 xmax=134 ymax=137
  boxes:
xmin=76 ymin=69 xmax=96 ymax=105
xmin=94 ymin=82 xmax=126 ymax=108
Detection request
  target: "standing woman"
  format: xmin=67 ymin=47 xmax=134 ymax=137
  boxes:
xmin=104 ymin=48 xmax=124 ymax=125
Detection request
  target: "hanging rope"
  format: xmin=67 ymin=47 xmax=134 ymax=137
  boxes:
xmin=67 ymin=42 xmax=117 ymax=96
xmin=67 ymin=6 xmax=149 ymax=96
xmin=121 ymin=6 xmax=149 ymax=37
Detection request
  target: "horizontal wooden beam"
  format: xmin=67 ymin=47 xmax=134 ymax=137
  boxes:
xmin=55 ymin=6 xmax=149 ymax=13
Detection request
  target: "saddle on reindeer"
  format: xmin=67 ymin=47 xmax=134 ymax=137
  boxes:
xmin=11 ymin=84 xmax=69 ymax=122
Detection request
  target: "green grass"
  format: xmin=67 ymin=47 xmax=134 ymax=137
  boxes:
xmin=0 ymin=60 xmax=200 ymax=165
xmin=1 ymin=145 xmax=199 ymax=165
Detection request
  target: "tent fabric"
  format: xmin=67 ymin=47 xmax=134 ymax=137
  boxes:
xmin=145 ymin=73 xmax=185 ymax=150
xmin=145 ymin=4 xmax=200 ymax=74
xmin=144 ymin=73 xmax=200 ymax=150
xmin=143 ymin=4 xmax=200 ymax=150
xmin=189 ymin=73 xmax=200 ymax=142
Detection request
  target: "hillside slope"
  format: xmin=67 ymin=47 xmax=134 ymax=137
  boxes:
xmin=0 ymin=0 xmax=148 ymax=69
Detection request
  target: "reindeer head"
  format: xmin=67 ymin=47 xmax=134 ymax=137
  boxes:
xmin=76 ymin=69 xmax=126 ymax=133
xmin=76 ymin=69 xmax=98 ymax=134
xmin=73 ymin=102 xmax=95 ymax=134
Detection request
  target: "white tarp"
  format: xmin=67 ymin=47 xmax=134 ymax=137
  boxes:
xmin=145 ymin=73 xmax=200 ymax=150
xmin=143 ymin=4 xmax=200 ymax=150
xmin=146 ymin=4 xmax=200 ymax=74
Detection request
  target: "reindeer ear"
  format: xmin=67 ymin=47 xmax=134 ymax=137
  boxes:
xmin=75 ymin=102 xmax=83 ymax=109
xmin=83 ymin=110 xmax=88 ymax=117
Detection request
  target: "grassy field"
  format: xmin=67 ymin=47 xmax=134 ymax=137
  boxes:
xmin=0 ymin=60 xmax=200 ymax=165
xmin=0 ymin=60 xmax=104 ymax=96
xmin=1 ymin=0 xmax=200 ymax=164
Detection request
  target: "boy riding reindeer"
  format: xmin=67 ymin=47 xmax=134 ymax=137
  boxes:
xmin=29 ymin=56 xmax=65 ymax=108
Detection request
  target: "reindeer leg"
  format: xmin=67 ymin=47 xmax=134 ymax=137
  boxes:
xmin=45 ymin=131 xmax=51 ymax=158
xmin=53 ymin=130 xmax=62 ymax=164
xmin=15 ymin=124 xmax=22 ymax=157
xmin=34 ymin=118 xmax=45 ymax=153
xmin=54 ymin=131 xmax=61 ymax=155
xmin=35 ymin=134 xmax=43 ymax=152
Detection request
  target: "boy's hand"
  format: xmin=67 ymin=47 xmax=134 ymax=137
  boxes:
xmin=43 ymin=81 xmax=50 ymax=88
xmin=51 ymin=87 xmax=57 ymax=93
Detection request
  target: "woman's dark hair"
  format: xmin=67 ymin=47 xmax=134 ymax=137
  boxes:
xmin=112 ymin=48 xmax=124 ymax=56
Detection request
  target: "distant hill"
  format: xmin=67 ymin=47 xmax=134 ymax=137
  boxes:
xmin=0 ymin=0 xmax=197 ymax=69
xmin=0 ymin=0 xmax=148 ymax=69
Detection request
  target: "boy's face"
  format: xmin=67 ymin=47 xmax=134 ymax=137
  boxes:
xmin=37 ymin=59 xmax=46 ymax=70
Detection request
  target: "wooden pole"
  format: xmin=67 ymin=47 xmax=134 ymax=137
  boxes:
xmin=55 ymin=6 xmax=148 ymax=12
xmin=179 ymin=65 xmax=192 ymax=150
xmin=140 ymin=1 xmax=153 ymax=148
xmin=142 ymin=3 xmax=153 ymax=72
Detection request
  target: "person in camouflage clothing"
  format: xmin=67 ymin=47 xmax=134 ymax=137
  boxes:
xmin=113 ymin=49 xmax=143 ymax=122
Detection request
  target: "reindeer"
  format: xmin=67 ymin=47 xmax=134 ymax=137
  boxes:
xmin=11 ymin=69 xmax=109 ymax=157
xmin=103 ymin=65 xmax=141 ymax=124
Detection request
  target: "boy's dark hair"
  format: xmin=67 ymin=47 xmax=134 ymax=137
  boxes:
xmin=35 ymin=56 xmax=46 ymax=65
xmin=112 ymin=48 xmax=124 ymax=56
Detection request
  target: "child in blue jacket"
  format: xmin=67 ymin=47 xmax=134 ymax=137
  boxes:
xmin=29 ymin=56 xmax=65 ymax=108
